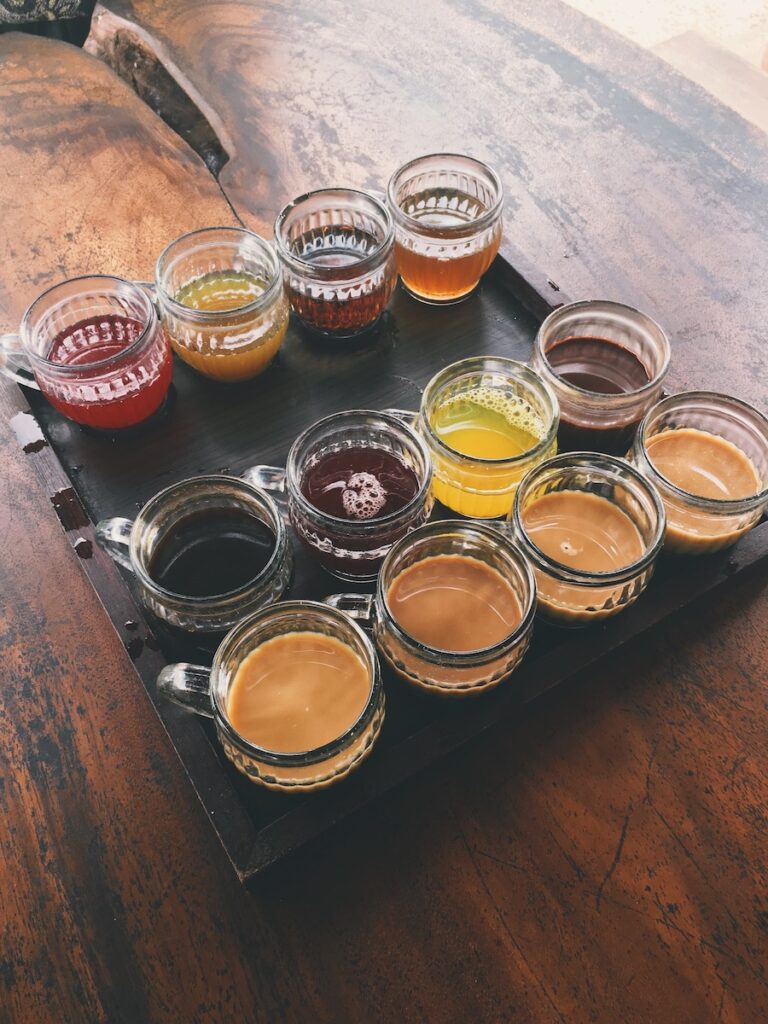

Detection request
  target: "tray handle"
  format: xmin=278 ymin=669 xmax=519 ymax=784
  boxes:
xmin=157 ymin=663 xmax=214 ymax=718
xmin=0 ymin=333 xmax=40 ymax=390
xmin=95 ymin=517 xmax=134 ymax=571
xmin=324 ymin=593 xmax=373 ymax=624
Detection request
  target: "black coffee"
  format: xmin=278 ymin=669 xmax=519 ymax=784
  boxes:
xmin=149 ymin=508 xmax=275 ymax=598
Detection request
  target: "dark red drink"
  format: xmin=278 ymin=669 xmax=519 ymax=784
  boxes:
xmin=44 ymin=314 xmax=172 ymax=429
xmin=302 ymin=448 xmax=419 ymax=520
xmin=292 ymin=446 xmax=425 ymax=579
xmin=546 ymin=337 xmax=651 ymax=453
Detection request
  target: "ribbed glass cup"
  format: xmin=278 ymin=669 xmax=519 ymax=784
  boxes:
xmin=512 ymin=453 xmax=665 ymax=625
xmin=0 ymin=275 xmax=171 ymax=429
xmin=387 ymin=153 xmax=503 ymax=303
xmin=96 ymin=475 xmax=292 ymax=636
xmin=418 ymin=356 xmax=559 ymax=518
xmin=373 ymin=520 xmax=536 ymax=696
xmin=532 ymin=299 xmax=670 ymax=454
xmin=632 ymin=392 xmax=768 ymax=554
xmin=158 ymin=602 xmax=385 ymax=792
xmin=274 ymin=188 xmax=396 ymax=338
xmin=155 ymin=226 xmax=288 ymax=382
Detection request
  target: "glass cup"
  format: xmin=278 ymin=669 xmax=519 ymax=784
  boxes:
xmin=632 ymin=392 xmax=768 ymax=554
xmin=386 ymin=153 xmax=503 ymax=304
xmin=512 ymin=453 xmax=666 ymax=625
xmin=274 ymin=188 xmax=397 ymax=338
xmin=244 ymin=409 xmax=434 ymax=582
xmin=327 ymin=520 xmax=536 ymax=697
xmin=96 ymin=475 xmax=292 ymax=636
xmin=531 ymin=299 xmax=671 ymax=454
xmin=155 ymin=226 xmax=289 ymax=382
xmin=0 ymin=275 xmax=172 ymax=429
xmin=157 ymin=602 xmax=385 ymax=791
xmin=411 ymin=356 xmax=559 ymax=518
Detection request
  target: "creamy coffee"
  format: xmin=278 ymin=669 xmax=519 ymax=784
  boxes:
xmin=386 ymin=554 xmax=523 ymax=652
xmin=227 ymin=631 xmax=370 ymax=752
xmin=645 ymin=427 xmax=761 ymax=552
xmin=522 ymin=490 xmax=646 ymax=622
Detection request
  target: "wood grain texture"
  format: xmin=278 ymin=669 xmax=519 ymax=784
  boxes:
xmin=88 ymin=0 xmax=768 ymax=411
xmin=0 ymin=31 xmax=235 ymax=331
xmin=1 ymin=13 xmax=768 ymax=1024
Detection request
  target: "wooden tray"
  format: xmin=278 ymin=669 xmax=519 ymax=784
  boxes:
xmin=8 ymin=250 xmax=768 ymax=885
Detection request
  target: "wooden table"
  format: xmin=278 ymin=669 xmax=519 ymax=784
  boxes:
xmin=2 ymin=4 xmax=767 ymax=1020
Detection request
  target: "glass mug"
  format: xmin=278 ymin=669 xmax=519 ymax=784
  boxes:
xmin=96 ymin=475 xmax=292 ymax=636
xmin=632 ymin=391 xmax=768 ymax=554
xmin=532 ymin=299 xmax=671 ymax=454
xmin=155 ymin=226 xmax=289 ymax=382
xmin=393 ymin=356 xmax=559 ymax=518
xmin=274 ymin=188 xmax=397 ymax=338
xmin=244 ymin=409 xmax=434 ymax=582
xmin=327 ymin=520 xmax=536 ymax=697
xmin=386 ymin=153 xmax=503 ymax=303
xmin=512 ymin=453 xmax=665 ymax=625
xmin=158 ymin=602 xmax=385 ymax=791
xmin=0 ymin=275 xmax=172 ymax=429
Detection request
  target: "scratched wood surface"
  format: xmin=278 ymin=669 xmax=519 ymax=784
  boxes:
xmin=2 ymin=17 xmax=768 ymax=1024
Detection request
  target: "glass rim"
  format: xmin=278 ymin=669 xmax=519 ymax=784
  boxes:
xmin=376 ymin=519 xmax=537 ymax=662
xmin=637 ymin=391 xmax=768 ymax=510
xmin=154 ymin=226 xmax=283 ymax=321
xmin=386 ymin=152 xmax=504 ymax=237
xmin=420 ymin=356 xmax=560 ymax=467
xmin=513 ymin=451 xmax=667 ymax=583
xmin=212 ymin=600 xmax=382 ymax=765
xmin=273 ymin=187 xmax=395 ymax=280
xmin=286 ymin=408 xmax=434 ymax=530
xmin=535 ymin=299 xmax=671 ymax=403
xmin=129 ymin=474 xmax=288 ymax=605
xmin=21 ymin=274 xmax=157 ymax=375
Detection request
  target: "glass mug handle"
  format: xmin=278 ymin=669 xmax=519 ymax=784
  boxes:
xmin=383 ymin=407 xmax=418 ymax=428
xmin=0 ymin=333 xmax=40 ymax=390
xmin=157 ymin=663 xmax=214 ymax=718
xmin=95 ymin=517 xmax=135 ymax=572
xmin=323 ymin=593 xmax=374 ymax=624
xmin=241 ymin=465 xmax=288 ymax=510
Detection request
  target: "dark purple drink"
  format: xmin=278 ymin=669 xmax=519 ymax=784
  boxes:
xmin=292 ymin=446 xmax=426 ymax=580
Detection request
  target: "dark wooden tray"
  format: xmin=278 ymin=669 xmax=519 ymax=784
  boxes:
xmin=8 ymin=250 xmax=768 ymax=885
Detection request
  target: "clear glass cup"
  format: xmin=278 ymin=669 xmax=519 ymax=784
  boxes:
xmin=512 ymin=453 xmax=666 ymax=625
xmin=532 ymin=299 xmax=671 ymax=454
xmin=413 ymin=356 xmax=559 ymax=518
xmin=96 ymin=475 xmax=292 ymax=636
xmin=157 ymin=601 xmax=385 ymax=791
xmin=244 ymin=409 xmax=434 ymax=582
xmin=632 ymin=392 xmax=768 ymax=554
xmin=155 ymin=226 xmax=289 ymax=382
xmin=386 ymin=153 xmax=503 ymax=304
xmin=274 ymin=188 xmax=397 ymax=338
xmin=0 ymin=275 xmax=172 ymax=429
xmin=327 ymin=520 xmax=536 ymax=697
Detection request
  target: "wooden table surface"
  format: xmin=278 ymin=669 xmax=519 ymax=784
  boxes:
xmin=2 ymin=3 xmax=768 ymax=1021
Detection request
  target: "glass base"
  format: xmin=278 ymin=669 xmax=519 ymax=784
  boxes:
xmin=399 ymin=280 xmax=479 ymax=306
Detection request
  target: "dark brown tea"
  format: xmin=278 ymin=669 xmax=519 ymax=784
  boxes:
xmin=286 ymin=227 xmax=394 ymax=336
xmin=149 ymin=508 xmax=275 ymax=598
xmin=546 ymin=336 xmax=651 ymax=452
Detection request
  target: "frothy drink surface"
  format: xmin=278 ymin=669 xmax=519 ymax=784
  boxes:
xmin=302 ymin=448 xmax=419 ymax=521
xmin=523 ymin=491 xmax=644 ymax=571
xmin=227 ymin=632 xmax=370 ymax=753
xmin=387 ymin=554 xmax=522 ymax=652
xmin=646 ymin=428 xmax=760 ymax=500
